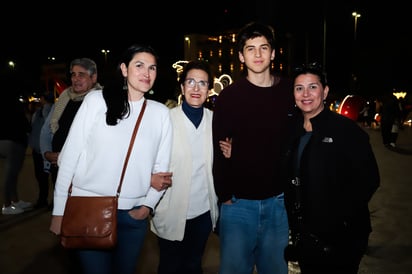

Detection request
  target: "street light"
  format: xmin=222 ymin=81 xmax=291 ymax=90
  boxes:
xmin=352 ymin=12 xmax=361 ymax=40
xmin=101 ymin=49 xmax=110 ymax=63
xmin=8 ymin=61 xmax=15 ymax=69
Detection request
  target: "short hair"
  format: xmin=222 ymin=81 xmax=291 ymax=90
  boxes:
xmin=236 ymin=21 xmax=276 ymax=53
xmin=293 ymin=62 xmax=328 ymax=87
xmin=178 ymin=60 xmax=213 ymax=90
xmin=70 ymin=58 xmax=98 ymax=76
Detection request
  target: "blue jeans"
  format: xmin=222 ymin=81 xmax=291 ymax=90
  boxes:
xmin=219 ymin=193 xmax=289 ymax=274
xmin=76 ymin=207 xmax=148 ymax=274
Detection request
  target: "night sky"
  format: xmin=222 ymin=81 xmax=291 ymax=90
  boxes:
xmin=2 ymin=1 xmax=411 ymax=100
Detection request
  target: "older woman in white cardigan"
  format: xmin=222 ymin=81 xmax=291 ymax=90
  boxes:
xmin=151 ymin=60 xmax=230 ymax=274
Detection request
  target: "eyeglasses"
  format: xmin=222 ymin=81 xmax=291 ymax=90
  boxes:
xmin=184 ymin=78 xmax=209 ymax=89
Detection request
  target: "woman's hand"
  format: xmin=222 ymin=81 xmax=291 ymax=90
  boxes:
xmin=150 ymin=172 xmax=173 ymax=191
xmin=129 ymin=206 xmax=152 ymax=220
xmin=49 ymin=215 xmax=63 ymax=236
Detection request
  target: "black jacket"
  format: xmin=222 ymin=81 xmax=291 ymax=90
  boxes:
xmin=284 ymin=108 xmax=380 ymax=246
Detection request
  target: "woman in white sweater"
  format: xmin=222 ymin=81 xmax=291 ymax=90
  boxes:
xmin=49 ymin=44 xmax=172 ymax=274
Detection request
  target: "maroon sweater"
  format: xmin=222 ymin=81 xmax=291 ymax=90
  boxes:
xmin=212 ymin=76 xmax=295 ymax=203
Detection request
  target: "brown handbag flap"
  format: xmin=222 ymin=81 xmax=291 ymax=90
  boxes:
xmin=61 ymin=196 xmax=118 ymax=238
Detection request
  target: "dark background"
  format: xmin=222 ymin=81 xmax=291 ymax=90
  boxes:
xmin=2 ymin=1 xmax=411 ymax=101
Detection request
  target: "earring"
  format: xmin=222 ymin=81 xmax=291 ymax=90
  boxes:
xmin=122 ymin=78 xmax=128 ymax=91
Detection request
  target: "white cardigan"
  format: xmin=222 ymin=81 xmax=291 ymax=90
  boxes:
xmin=150 ymin=105 xmax=219 ymax=241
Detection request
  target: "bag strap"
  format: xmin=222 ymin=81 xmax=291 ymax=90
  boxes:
xmin=116 ymin=99 xmax=147 ymax=196
xmin=68 ymin=99 xmax=147 ymax=197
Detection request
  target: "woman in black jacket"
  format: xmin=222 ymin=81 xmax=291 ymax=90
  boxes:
xmin=283 ymin=63 xmax=380 ymax=274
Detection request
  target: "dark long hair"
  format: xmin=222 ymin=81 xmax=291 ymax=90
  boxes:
xmin=103 ymin=44 xmax=159 ymax=125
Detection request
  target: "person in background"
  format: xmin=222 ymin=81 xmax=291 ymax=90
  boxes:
xmin=28 ymin=92 xmax=54 ymax=208
xmin=283 ymin=63 xmax=380 ymax=273
xmin=49 ymin=43 xmax=173 ymax=274
xmin=0 ymin=91 xmax=32 ymax=214
xmin=378 ymin=93 xmax=402 ymax=148
xmin=359 ymin=101 xmax=371 ymax=128
xmin=150 ymin=60 xmax=231 ymax=274
xmin=212 ymin=21 xmax=295 ymax=274
xmin=40 ymin=58 xmax=101 ymax=273
xmin=40 ymin=58 xmax=103 ymax=190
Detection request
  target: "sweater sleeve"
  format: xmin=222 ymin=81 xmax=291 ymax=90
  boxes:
xmin=52 ymin=95 xmax=96 ymax=215
xmin=142 ymin=105 xmax=173 ymax=209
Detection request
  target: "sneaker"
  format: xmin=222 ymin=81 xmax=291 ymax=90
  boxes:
xmin=390 ymin=142 xmax=396 ymax=148
xmin=2 ymin=205 xmax=24 ymax=215
xmin=12 ymin=200 xmax=33 ymax=210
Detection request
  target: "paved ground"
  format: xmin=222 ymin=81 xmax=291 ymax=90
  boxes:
xmin=1 ymin=125 xmax=412 ymax=274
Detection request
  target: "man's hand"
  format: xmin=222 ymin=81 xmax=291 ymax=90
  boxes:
xmin=220 ymin=137 xmax=232 ymax=158
xmin=44 ymin=151 xmax=59 ymax=166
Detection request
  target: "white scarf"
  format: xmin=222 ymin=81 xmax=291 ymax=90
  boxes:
xmin=50 ymin=83 xmax=102 ymax=134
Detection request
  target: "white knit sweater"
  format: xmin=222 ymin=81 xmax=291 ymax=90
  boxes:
xmin=52 ymin=90 xmax=172 ymax=215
